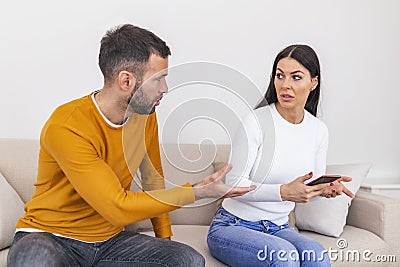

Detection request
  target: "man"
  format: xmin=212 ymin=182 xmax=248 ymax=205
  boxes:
xmin=7 ymin=24 xmax=255 ymax=266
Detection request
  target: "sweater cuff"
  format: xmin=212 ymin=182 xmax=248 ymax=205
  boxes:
xmin=151 ymin=213 xmax=173 ymax=238
xmin=150 ymin=183 xmax=194 ymax=237
xmin=146 ymin=182 xmax=195 ymax=207
xmin=273 ymin=184 xmax=283 ymax=201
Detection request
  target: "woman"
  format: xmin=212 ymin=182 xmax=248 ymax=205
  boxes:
xmin=207 ymin=45 xmax=354 ymax=267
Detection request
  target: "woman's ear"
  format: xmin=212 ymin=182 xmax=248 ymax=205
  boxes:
xmin=310 ymin=76 xmax=319 ymax=91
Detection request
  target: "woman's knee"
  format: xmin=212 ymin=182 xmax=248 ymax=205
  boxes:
xmin=208 ymin=232 xmax=299 ymax=267
xmin=296 ymin=239 xmax=330 ymax=266
xmin=261 ymin=241 xmax=300 ymax=266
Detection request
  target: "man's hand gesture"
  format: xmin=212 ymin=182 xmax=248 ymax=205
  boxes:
xmin=192 ymin=164 xmax=256 ymax=200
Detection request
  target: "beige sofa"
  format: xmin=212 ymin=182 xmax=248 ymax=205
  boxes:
xmin=0 ymin=138 xmax=399 ymax=266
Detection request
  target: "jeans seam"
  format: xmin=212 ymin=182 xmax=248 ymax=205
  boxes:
xmin=208 ymin=234 xmax=261 ymax=254
xmin=90 ymin=247 xmax=99 ymax=266
xmin=98 ymin=258 xmax=169 ymax=267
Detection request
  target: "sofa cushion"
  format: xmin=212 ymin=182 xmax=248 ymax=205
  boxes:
xmin=142 ymin=225 xmax=227 ymax=267
xmin=300 ymin=226 xmax=388 ymax=266
xmin=0 ymin=171 xmax=25 ymax=250
xmin=0 ymin=249 xmax=8 ymax=267
xmin=143 ymin=225 xmax=388 ymax=267
xmin=294 ymin=163 xmax=371 ymax=237
xmin=0 ymin=139 xmax=39 ymax=203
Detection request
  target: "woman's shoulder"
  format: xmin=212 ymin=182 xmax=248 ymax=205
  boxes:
xmin=244 ymin=104 xmax=276 ymax=136
xmin=234 ymin=105 xmax=274 ymax=136
xmin=252 ymin=103 xmax=274 ymax=117
xmin=304 ymin=110 xmax=329 ymax=134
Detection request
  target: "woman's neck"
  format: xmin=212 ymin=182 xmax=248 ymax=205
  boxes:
xmin=274 ymin=102 xmax=304 ymax=124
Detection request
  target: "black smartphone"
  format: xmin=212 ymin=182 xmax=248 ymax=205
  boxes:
xmin=306 ymin=175 xmax=341 ymax=186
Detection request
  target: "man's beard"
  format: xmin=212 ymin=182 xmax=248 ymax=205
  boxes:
xmin=127 ymin=86 xmax=157 ymax=115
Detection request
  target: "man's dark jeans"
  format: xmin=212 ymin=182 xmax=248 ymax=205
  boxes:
xmin=7 ymin=231 xmax=205 ymax=266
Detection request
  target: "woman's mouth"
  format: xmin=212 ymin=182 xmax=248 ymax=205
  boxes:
xmin=281 ymin=94 xmax=294 ymax=101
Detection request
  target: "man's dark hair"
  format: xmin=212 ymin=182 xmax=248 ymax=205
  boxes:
xmin=256 ymin=44 xmax=321 ymax=116
xmin=99 ymin=24 xmax=171 ymax=84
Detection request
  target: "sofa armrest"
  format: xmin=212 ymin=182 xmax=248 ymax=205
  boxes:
xmin=347 ymin=191 xmax=400 ymax=249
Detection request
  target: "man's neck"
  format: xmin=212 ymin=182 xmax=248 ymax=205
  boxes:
xmin=94 ymin=89 xmax=128 ymax=125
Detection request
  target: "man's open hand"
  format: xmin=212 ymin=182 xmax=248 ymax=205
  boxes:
xmin=192 ymin=164 xmax=256 ymax=200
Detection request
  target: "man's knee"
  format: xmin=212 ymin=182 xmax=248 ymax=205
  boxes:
xmin=168 ymin=241 xmax=205 ymax=267
xmin=7 ymin=233 xmax=63 ymax=267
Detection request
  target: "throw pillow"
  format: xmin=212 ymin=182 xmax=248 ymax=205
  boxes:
xmin=0 ymin=171 xmax=25 ymax=249
xmin=294 ymin=163 xmax=371 ymax=237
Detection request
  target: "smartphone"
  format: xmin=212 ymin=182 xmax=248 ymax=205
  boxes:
xmin=306 ymin=175 xmax=341 ymax=186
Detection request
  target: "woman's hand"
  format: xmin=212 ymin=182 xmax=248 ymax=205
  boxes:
xmin=280 ymin=172 xmax=331 ymax=203
xmin=321 ymin=176 xmax=355 ymax=199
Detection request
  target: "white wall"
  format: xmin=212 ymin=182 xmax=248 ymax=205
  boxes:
xmin=0 ymin=0 xmax=399 ymax=179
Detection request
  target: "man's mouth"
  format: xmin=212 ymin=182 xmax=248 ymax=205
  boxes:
xmin=154 ymin=96 xmax=162 ymax=106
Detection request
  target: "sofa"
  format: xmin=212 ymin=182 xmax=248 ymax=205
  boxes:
xmin=0 ymin=138 xmax=399 ymax=266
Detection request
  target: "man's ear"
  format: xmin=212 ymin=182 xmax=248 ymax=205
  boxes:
xmin=117 ymin=71 xmax=136 ymax=91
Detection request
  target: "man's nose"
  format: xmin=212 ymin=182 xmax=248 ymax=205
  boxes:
xmin=160 ymin=78 xmax=168 ymax=93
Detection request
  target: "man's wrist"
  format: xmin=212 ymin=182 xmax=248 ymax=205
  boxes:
xmin=191 ymin=182 xmax=203 ymax=200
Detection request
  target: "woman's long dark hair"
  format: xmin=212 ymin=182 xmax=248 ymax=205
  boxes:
xmin=256 ymin=44 xmax=321 ymax=116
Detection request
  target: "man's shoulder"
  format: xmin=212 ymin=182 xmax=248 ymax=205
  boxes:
xmin=55 ymin=94 xmax=91 ymax=113
xmin=49 ymin=94 xmax=93 ymax=124
xmin=41 ymin=94 xmax=96 ymax=139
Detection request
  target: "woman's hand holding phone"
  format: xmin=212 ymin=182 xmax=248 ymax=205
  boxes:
xmin=306 ymin=175 xmax=341 ymax=186
xmin=280 ymin=172 xmax=355 ymax=203
xmin=280 ymin=172 xmax=333 ymax=203
xmin=320 ymin=176 xmax=355 ymax=199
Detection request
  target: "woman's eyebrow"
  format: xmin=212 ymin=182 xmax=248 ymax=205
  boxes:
xmin=276 ymin=68 xmax=305 ymax=75
xmin=290 ymin=70 xmax=305 ymax=75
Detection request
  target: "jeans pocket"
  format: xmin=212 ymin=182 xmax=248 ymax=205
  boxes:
xmin=211 ymin=207 xmax=239 ymax=226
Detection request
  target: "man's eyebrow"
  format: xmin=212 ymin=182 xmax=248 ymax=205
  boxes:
xmin=154 ymin=72 xmax=168 ymax=79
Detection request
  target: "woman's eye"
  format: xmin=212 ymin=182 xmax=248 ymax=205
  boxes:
xmin=276 ymin=73 xmax=284 ymax=79
xmin=293 ymin=75 xmax=302 ymax=81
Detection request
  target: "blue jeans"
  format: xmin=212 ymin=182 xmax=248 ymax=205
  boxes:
xmin=7 ymin=231 xmax=205 ymax=267
xmin=207 ymin=207 xmax=330 ymax=267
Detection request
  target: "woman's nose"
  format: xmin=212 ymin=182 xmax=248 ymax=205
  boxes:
xmin=282 ymin=77 xmax=291 ymax=89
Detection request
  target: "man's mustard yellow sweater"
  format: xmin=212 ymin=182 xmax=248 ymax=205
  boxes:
xmin=16 ymin=93 xmax=195 ymax=242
